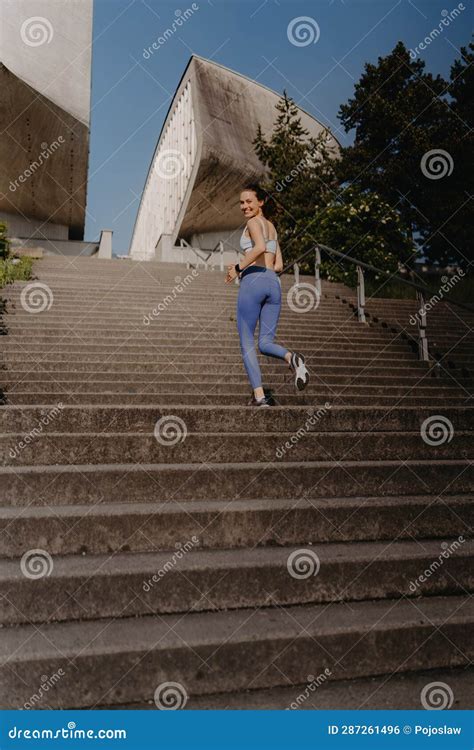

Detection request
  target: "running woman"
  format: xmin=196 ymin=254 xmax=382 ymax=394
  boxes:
xmin=225 ymin=184 xmax=309 ymax=407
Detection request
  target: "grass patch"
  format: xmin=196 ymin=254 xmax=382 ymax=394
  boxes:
xmin=0 ymin=256 xmax=34 ymax=288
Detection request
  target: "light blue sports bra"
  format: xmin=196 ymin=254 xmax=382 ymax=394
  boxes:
xmin=240 ymin=217 xmax=277 ymax=254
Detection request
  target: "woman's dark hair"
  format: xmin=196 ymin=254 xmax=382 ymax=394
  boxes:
xmin=241 ymin=183 xmax=267 ymax=203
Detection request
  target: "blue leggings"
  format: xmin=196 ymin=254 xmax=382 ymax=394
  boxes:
xmin=236 ymin=266 xmax=290 ymax=389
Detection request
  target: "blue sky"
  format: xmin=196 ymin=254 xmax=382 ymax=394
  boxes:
xmin=86 ymin=0 xmax=472 ymax=253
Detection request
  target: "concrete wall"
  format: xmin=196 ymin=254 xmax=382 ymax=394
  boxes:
xmin=0 ymin=0 xmax=93 ymax=125
xmin=0 ymin=0 xmax=93 ymax=241
xmin=129 ymin=54 xmax=341 ymax=262
xmin=9 ymin=237 xmax=99 ymax=257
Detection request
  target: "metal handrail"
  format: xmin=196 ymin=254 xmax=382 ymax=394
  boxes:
xmin=180 ymin=239 xmax=224 ymax=271
xmin=276 ymin=240 xmax=470 ymax=363
xmin=277 ymin=241 xmax=471 ymax=313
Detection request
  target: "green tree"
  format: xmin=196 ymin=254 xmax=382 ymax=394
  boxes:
xmin=253 ymin=91 xmax=339 ymax=264
xmin=418 ymin=36 xmax=473 ymax=268
xmin=303 ymin=185 xmax=412 ymax=285
xmin=253 ymin=90 xmax=414 ymax=283
xmin=337 ymin=39 xmax=471 ymax=269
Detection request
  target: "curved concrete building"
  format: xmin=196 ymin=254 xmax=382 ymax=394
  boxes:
xmin=0 ymin=0 xmax=93 ymax=250
xmin=129 ymin=55 xmax=341 ymax=263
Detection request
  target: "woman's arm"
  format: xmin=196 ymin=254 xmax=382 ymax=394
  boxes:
xmin=239 ymin=217 xmax=266 ymax=269
xmin=274 ymin=239 xmax=283 ymax=273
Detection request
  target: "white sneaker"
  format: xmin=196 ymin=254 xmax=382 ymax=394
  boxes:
xmin=289 ymin=351 xmax=310 ymax=391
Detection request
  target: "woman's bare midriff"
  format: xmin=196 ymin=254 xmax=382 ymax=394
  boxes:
xmin=247 ymin=252 xmax=277 ymax=270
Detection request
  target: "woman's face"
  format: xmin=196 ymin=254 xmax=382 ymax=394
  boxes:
xmin=240 ymin=190 xmax=263 ymax=219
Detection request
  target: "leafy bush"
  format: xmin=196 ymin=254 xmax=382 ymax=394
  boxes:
xmin=0 ymin=220 xmax=34 ymax=287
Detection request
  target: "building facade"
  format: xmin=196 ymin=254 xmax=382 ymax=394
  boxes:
xmin=0 ymin=0 xmax=94 ymax=255
xmin=129 ymin=55 xmax=341 ymax=264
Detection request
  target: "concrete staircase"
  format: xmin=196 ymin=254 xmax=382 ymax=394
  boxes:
xmin=0 ymin=256 xmax=472 ymax=710
xmin=334 ymin=285 xmax=474 ymax=382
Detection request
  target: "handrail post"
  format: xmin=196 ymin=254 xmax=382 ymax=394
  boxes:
xmin=294 ymin=262 xmax=300 ymax=287
xmin=220 ymin=241 xmax=224 ymax=272
xmin=356 ymin=265 xmax=366 ymax=323
xmin=416 ymin=290 xmax=429 ymax=361
xmin=315 ymin=246 xmax=321 ymax=298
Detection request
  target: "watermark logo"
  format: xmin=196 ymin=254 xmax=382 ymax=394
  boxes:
xmin=287 ymin=549 xmax=320 ymax=579
xmin=143 ymin=270 xmax=198 ymax=325
xmin=276 ymin=403 xmax=331 ymax=458
xmin=409 ymin=4 xmax=466 ymax=58
xmin=21 ymin=16 xmax=54 ymax=46
xmin=143 ymin=537 xmax=199 ymax=591
xmin=408 ymin=536 xmax=465 ymax=593
xmin=155 ymin=149 xmax=187 ymax=179
xmin=275 ymin=136 xmax=332 ymax=192
xmin=9 ymin=138 xmax=65 ymax=192
xmin=420 ymin=415 xmax=454 ymax=446
xmin=24 ymin=669 xmax=66 ymax=709
xmin=9 ymin=403 xmax=64 ymax=460
xmin=286 ymin=669 xmax=332 ymax=709
xmin=20 ymin=549 xmax=53 ymax=579
xmin=420 ymin=149 xmax=454 ymax=180
xmin=143 ymin=4 xmax=199 ymax=58
xmin=154 ymin=681 xmax=188 ymax=709
xmin=154 ymin=415 xmax=187 ymax=445
xmin=287 ymin=16 xmax=320 ymax=47
xmin=420 ymin=681 xmax=454 ymax=710
xmin=287 ymin=282 xmax=320 ymax=313
xmin=409 ymin=270 xmax=465 ymax=325
xmin=20 ymin=282 xmax=54 ymax=313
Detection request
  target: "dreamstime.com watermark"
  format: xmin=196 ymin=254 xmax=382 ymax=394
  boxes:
xmin=20 ymin=16 xmax=54 ymax=46
xmin=8 ymin=723 xmax=127 ymax=740
xmin=275 ymin=137 xmax=332 ymax=192
xmin=23 ymin=669 xmax=66 ymax=709
xmin=9 ymin=403 xmax=64 ymax=459
xmin=420 ymin=681 xmax=454 ymax=710
xmin=143 ymin=270 xmax=198 ymax=325
xmin=409 ymin=4 xmax=466 ymax=58
xmin=154 ymin=415 xmax=188 ymax=445
xmin=276 ymin=403 xmax=331 ymax=458
xmin=409 ymin=270 xmax=465 ymax=325
xmin=420 ymin=415 xmax=454 ymax=446
xmin=154 ymin=681 xmax=188 ymax=709
xmin=20 ymin=281 xmax=54 ymax=313
xmin=287 ymin=16 xmax=320 ymax=47
xmin=286 ymin=669 xmax=333 ymax=709
xmin=9 ymin=138 xmax=65 ymax=192
xmin=287 ymin=282 xmax=321 ymax=313
xmin=143 ymin=4 xmax=199 ymax=58
xmin=143 ymin=537 xmax=200 ymax=591
xmin=20 ymin=549 xmax=54 ymax=579
xmin=408 ymin=536 xmax=465 ymax=593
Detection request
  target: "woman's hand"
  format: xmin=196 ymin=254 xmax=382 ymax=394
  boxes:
xmin=225 ymin=264 xmax=238 ymax=284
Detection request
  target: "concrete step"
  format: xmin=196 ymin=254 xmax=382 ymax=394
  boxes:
xmin=0 ymin=341 xmax=416 ymax=356
xmin=0 ymin=361 xmax=432 ymax=375
xmin=4 ymin=382 xmax=467 ymax=398
xmin=0 ymin=594 xmax=471 ymax=708
xmin=2 ymin=538 xmax=472 ymax=626
xmin=3 ymin=430 xmax=471 ymax=466
xmin=4 ymin=393 xmax=469 ymax=406
xmin=4 ymin=370 xmax=465 ymax=387
xmin=1 ymin=459 xmax=472 ymax=506
xmin=1 ymin=494 xmax=470 ymax=557
xmin=0 ymin=352 xmax=424 ymax=366
xmin=2 ymin=405 xmax=471 ymax=434
xmin=2 ymin=331 xmax=411 ymax=346
xmin=117 ymin=666 xmax=473 ymax=710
